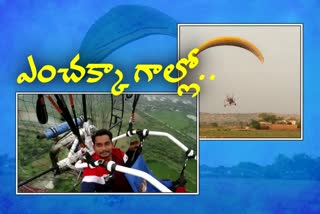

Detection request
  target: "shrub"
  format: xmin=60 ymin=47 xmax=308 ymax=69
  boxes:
xmin=211 ymin=122 xmax=218 ymax=127
xmin=297 ymin=121 xmax=301 ymax=128
xmin=250 ymin=120 xmax=261 ymax=130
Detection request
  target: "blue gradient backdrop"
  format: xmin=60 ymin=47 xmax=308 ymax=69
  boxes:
xmin=1 ymin=1 xmax=320 ymax=213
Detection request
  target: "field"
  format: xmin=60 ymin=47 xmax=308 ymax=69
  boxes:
xmin=200 ymin=128 xmax=301 ymax=138
xmin=200 ymin=112 xmax=301 ymax=138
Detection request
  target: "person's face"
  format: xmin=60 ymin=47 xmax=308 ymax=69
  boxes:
xmin=94 ymin=135 xmax=113 ymax=158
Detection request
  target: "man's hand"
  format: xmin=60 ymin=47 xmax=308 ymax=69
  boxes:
xmin=83 ymin=121 xmax=96 ymax=152
xmin=83 ymin=121 xmax=96 ymax=137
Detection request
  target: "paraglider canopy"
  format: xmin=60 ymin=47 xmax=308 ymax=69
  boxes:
xmin=195 ymin=36 xmax=264 ymax=63
xmin=78 ymin=5 xmax=177 ymax=65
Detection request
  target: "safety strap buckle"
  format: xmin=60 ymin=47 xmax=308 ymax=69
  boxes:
xmin=185 ymin=149 xmax=196 ymax=160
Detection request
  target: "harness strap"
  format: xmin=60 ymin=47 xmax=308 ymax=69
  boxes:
xmin=179 ymin=149 xmax=196 ymax=176
xmin=128 ymin=95 xmax=140 ymax=132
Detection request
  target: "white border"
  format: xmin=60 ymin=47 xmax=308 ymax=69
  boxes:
xmin=177 ymin=24 xmax=303 ymax=141
xmin=16 ymin=92 xmax=199 ymax=195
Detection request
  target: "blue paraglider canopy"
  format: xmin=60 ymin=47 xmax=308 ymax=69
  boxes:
xmin=79 ymin=5 xmax=177 ymax=65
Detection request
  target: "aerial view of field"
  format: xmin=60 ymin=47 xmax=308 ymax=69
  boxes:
xmin=200 ymin=112 xmax=301 ymax=139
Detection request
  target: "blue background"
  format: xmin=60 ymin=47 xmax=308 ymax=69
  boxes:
xmin=1 ymin=1 xmax=320 ymax=213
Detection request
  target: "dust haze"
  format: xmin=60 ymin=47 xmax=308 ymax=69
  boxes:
xmin=179 ymin=25 xmax=301 ymax=114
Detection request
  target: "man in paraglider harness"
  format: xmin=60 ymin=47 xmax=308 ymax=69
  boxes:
xmin=79 ymin=128 xmax=187 ymax=193
xmin=80 ymin=129 xmax=137 ymax=192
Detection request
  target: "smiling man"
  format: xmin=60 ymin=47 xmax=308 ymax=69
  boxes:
xmin=80 ymin=129 xmax=141 ymax=192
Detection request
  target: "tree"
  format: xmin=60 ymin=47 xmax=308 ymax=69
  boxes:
xmin=250 ymin=120 xmax=261 ymax=129
xmin=239 ymin=121 xmax=244 ymax=128
xmin=275 ymin=154 xmax=292 ymax=168
xmin=211 ymin=122 xmax=218 ymax=127
xmin=258 ymin=113 xmax=279 ymax=124
xmin=297 ymin=120 xmax=301 ymax=128
xmin=273 ymin=154 xmax=292 ymax=178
